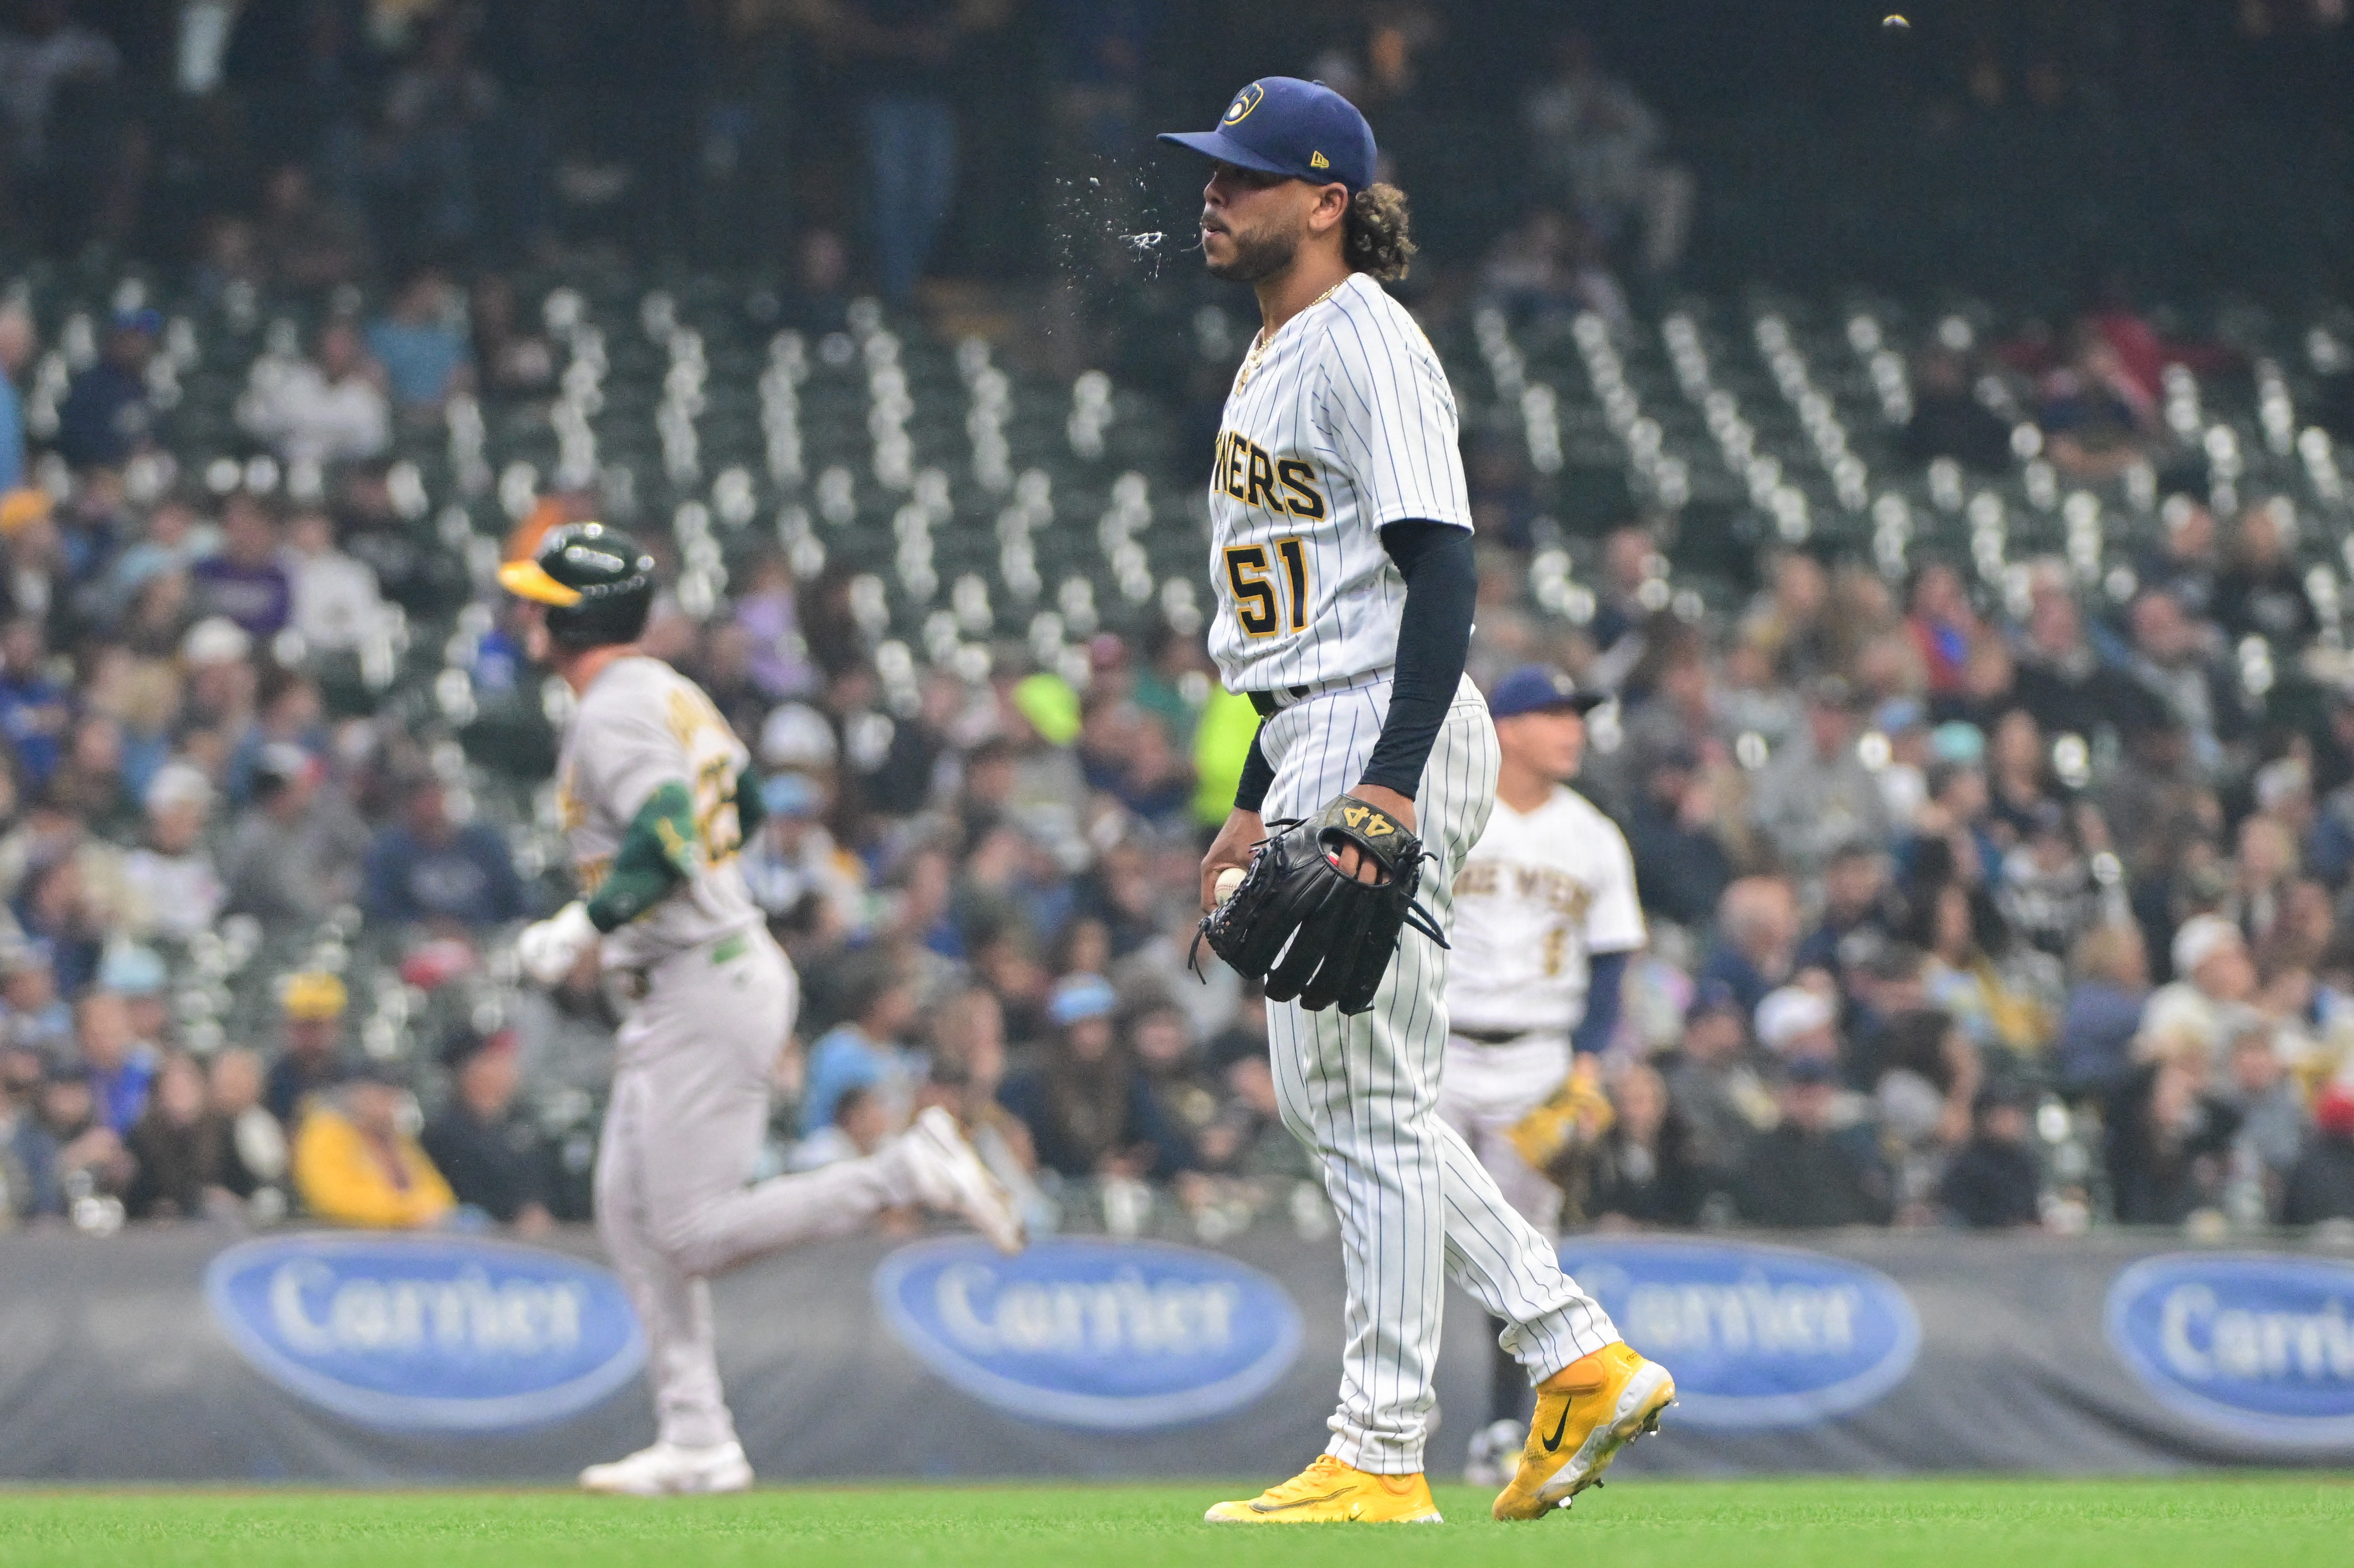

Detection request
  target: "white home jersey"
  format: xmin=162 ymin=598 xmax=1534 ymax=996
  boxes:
xmin=1449 ymin=785 xmax=1645 ymax=1036
xmin=1205 ymin=272 xmax=1471 ymax=692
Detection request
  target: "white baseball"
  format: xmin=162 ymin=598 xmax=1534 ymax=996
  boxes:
xmin=1215 ymin=867 xmax=1246 ymax=903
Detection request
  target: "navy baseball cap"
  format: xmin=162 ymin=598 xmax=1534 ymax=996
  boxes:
xmin=1488 ymin=665 xmax=1608 ymax=721
xmin=1158 ymin=77 xmax=1377 ymax=194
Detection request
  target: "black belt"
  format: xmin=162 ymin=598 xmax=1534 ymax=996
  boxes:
xmin=1453 ymin=1025 xmax=1536 ymax=1045
xmin=1248 ymin=685 xmax=1314 ymax=718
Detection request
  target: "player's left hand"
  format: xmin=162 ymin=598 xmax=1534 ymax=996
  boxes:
xmin=517 ymin=900 xmax=598 ymax=987
xmin=1332 ymin=782 xmax=1416 ymax=882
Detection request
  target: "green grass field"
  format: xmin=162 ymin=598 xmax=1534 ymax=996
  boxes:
xmin=5 ymin=1478 xmax=2351 ymax=1567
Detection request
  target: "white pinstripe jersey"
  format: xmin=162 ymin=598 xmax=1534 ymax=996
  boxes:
xmin=1205 ymin=272 xmax=1471 ymax=691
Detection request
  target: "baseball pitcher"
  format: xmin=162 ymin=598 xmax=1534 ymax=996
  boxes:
xmin=1165 ymin=79 xmax=1672 ymax=1525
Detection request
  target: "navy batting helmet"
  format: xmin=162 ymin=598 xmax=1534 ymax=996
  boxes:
xmin=497 ymin=521 xmax=656 ymax=651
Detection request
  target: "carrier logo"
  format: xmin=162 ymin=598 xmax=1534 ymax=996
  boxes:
xmin=875 ymin=1238 xmax=1302 ymax=1430
xmin=205 ymin=1234 xmax=646 ymax=1432
xmin=2106 ymin=1253 xmax=2354 ymax=1444
xmin=1558 ymin=1238 xmax=1920 ymax=1429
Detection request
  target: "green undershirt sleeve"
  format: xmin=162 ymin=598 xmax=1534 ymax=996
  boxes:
xmin=585 ymin=780 xmax=700 ymax=933
xmin=732 ymin=764 xmax=766 ymax=841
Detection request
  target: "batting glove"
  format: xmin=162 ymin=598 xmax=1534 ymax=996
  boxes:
xmin=517 ymin=900 xmax=597 ymax=986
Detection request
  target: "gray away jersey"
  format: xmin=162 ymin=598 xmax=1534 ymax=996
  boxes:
xmin=556 ymin=655 xmax=761 ymax=970
xmin=1205 ymin=272 xmax=1472 ymax=693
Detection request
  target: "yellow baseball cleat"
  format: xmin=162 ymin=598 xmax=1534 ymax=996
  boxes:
xmin=1492 ymin=1340 xmax=1675 ymax=1521
xmin=1204 ymin=1456 xmax=1444 ymax=1523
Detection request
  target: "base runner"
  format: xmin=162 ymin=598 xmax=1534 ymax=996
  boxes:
xmin=1162 ymin=78 xmax=1673 ymax=1524
xmin=1440 ymin=665 xmax=1647 ymax=1487
xmin=502 ymin=523 xmax=1024 ymax=1496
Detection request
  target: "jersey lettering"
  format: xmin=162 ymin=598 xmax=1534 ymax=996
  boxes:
xmin=1276 ymin=459 xmax=1327 ymax=519
xmin=1223 ymin=544 xmax=1280 ymax=637
xmin=1204 ymin=275 xmax=1471 ymax=690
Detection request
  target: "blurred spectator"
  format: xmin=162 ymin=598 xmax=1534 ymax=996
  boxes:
xmin=2124 ymin=588 xmax=2246 ymax=775
xmin=1751 ymin=678 xmax=1889 ymax=878
xmin=1917 ymin=881 xmax=2053 ymax=1060
xmin=190 ymin=493 xmax=292 ymax=641
xmin=374 ymin=15 xmax=501 ymax=257
xmin=365 ymin=269 xmax=472 ymax=415
xmin=997 ymin=972 xmax=1185 ymax=1181
xmin=0 ymin=305 xmax=32 ymax=493
xmin=1586 ymin=1063 xmax=1701 ymax=1228
xmin=1626 ymin=742 xmax=1733 ymax=929
xmin=361 ymin=771 xmax=526 ymax=929
xmin=2221 ymin=1026 xmax=2305 ymax=1205
xmin=0 ymin=613 xmax=71 ymax=789
xmin=238 ymin=320 xmax=390 ymax=465
xmin=1478 ymin=209 xmax=1627 ymax=323
xmin=1936 ymin=1082 xmax=2044 ymax=1228
xmin=1900 ymin=349 xmax=2013 ymax=472
xmin=263 ymin=968 xmax=347 ymax=1125
xmin=24 ymin=1066 xmax=129 ymax=1213
xmin=2214 ymin=500 xmax=2316 ymax=648
xmin=1698 ymin=876 xmax=1799 ymax=1018
xmin=1520 ymin=31 xmax=1692 ymax=274
xmin=1795 ymin=843 xmax=1896 ymax=982
xmin=122 ymin=1053 xmax=231 ymax=1221
xmin=799 ymin=956 xmax=920 ymax=1137
xmin=1905 ymin=562 xmax=1984 ymax=699
xmin=54 ymin=308 xmax=160 ymax=470
xmin=222 ymin=744 xmax=367 ymax=928
xmin=804 ymin=0 xmax=1012 ymax=303
xmin=2141 ymin=497 xmax=2222 ymax=621
xmin=741 ymin=772 xmax=867 ymax=942
xmin=2039 ymin=324 xmax=2161 ymax=481
xmin=1663 ymin=982 xmax=1773 ymax=1191
xmin=283 ymin=507 xmax=383 ymax=654
xmin=2105 ymin=1046 xmax=2240 ymax=1227
xmin=2056 ymin=924 xmax=2151 ymax=1097
xmin=1734 ymin=1059 xmax=1892 ymax=1228
xmin=1 ymin=940 xmax=73 ymax=1060
xmin=252 ymin=163 xmax=368 ymax=292
xmin=292 ymin=1066 xmax=454 ymax=1230
xmin=74 ymin=989 xmax=152 ymax=1135
xmin=2138 ymin=914 xmax=2257 ymax=1069
xmin=2283 ymin=1084 xmax=2354 ymax=1227
xmin=207 ymin=1046 xmax=287 ymax=1207
xmin=793 ymin=1081 xmax=895 ymax=1171
xmin=1125 ymin=990 xmax=1214 ymax=1173
xmin=420 ymin=1024 xmax=549 ymax=1234
xmin=1754 ymin=984 xmax=1839 ymax=1069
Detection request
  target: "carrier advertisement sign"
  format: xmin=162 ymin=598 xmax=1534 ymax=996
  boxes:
xmin=204 ymin=1234 xmax=646 ymax=1433
xmin=874 ymin=1237 xmax=1303 ymax=1430
xmin=1558 ymin=1238 xmax=1922 ymax=1430
xmin=2106 ymin=1253 xmax=2354 ymax=1445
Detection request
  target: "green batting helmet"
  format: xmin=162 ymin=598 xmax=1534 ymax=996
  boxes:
xmin=497 ymin=521 xmax=656 ymax=651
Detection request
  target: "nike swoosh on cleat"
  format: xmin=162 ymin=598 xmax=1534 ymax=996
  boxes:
xmin=1540 ymin=1404 xmax=1572 ymax=1453
xmin=1249 ymin=1488 xmax=1352 ymax=1513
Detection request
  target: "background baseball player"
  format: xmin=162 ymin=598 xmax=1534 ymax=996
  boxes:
xmin=1440 ymin=665 xmax=1647 ymax=1488
xmin=502 ymin=523 xmax=1023 ymax=1498
xmin=1161 ymin=79 xmax=1672 ymax=1525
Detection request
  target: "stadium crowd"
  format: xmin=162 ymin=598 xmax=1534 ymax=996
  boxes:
xmin=0 ymin=0 xmax=2352 ymax=1248
xmin=3 ymin=334 xmax=2354 ymax=1242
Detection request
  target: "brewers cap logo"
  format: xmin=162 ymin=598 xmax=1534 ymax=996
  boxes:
xmin=1223 ymin=82 xmax=1265 ymax=124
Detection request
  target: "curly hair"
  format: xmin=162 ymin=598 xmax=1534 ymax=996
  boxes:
xmin=1342 ymin=183 xmax=1416 ymax=283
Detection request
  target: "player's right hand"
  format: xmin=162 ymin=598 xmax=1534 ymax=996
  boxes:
xmin=516 ymin=900 xmax=598 ymax=987
xmin=1200 ymin=807 xmax=1265 ymax=913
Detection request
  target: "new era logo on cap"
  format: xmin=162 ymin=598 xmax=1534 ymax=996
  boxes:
xmin=1160 ymin=77 xmax=1377 ymax=194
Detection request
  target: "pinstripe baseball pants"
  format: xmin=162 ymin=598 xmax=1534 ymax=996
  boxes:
xmin=1260 ymin=673 xmax=1622 ymax=1474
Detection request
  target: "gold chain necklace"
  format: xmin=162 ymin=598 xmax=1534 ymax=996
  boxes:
xmin=1237 ymin=281 xmax=1345 ymax=390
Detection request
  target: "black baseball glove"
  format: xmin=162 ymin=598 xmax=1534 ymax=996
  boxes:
xmin=1194 ymin=794 xmax=1447 ymax=1015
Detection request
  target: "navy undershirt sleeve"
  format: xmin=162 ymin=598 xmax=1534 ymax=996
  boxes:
xmin=1234 ymin=725 xmax=1276 ymax=813
xmin=1575 ymin=949 xmax=1632 ymax=1058
xmin=1360 ymin=519 xmax=1476 ymax=797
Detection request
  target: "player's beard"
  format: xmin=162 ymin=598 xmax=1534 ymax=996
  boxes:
xmin=1205 ymin=222 xmax=1298 ymax=284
